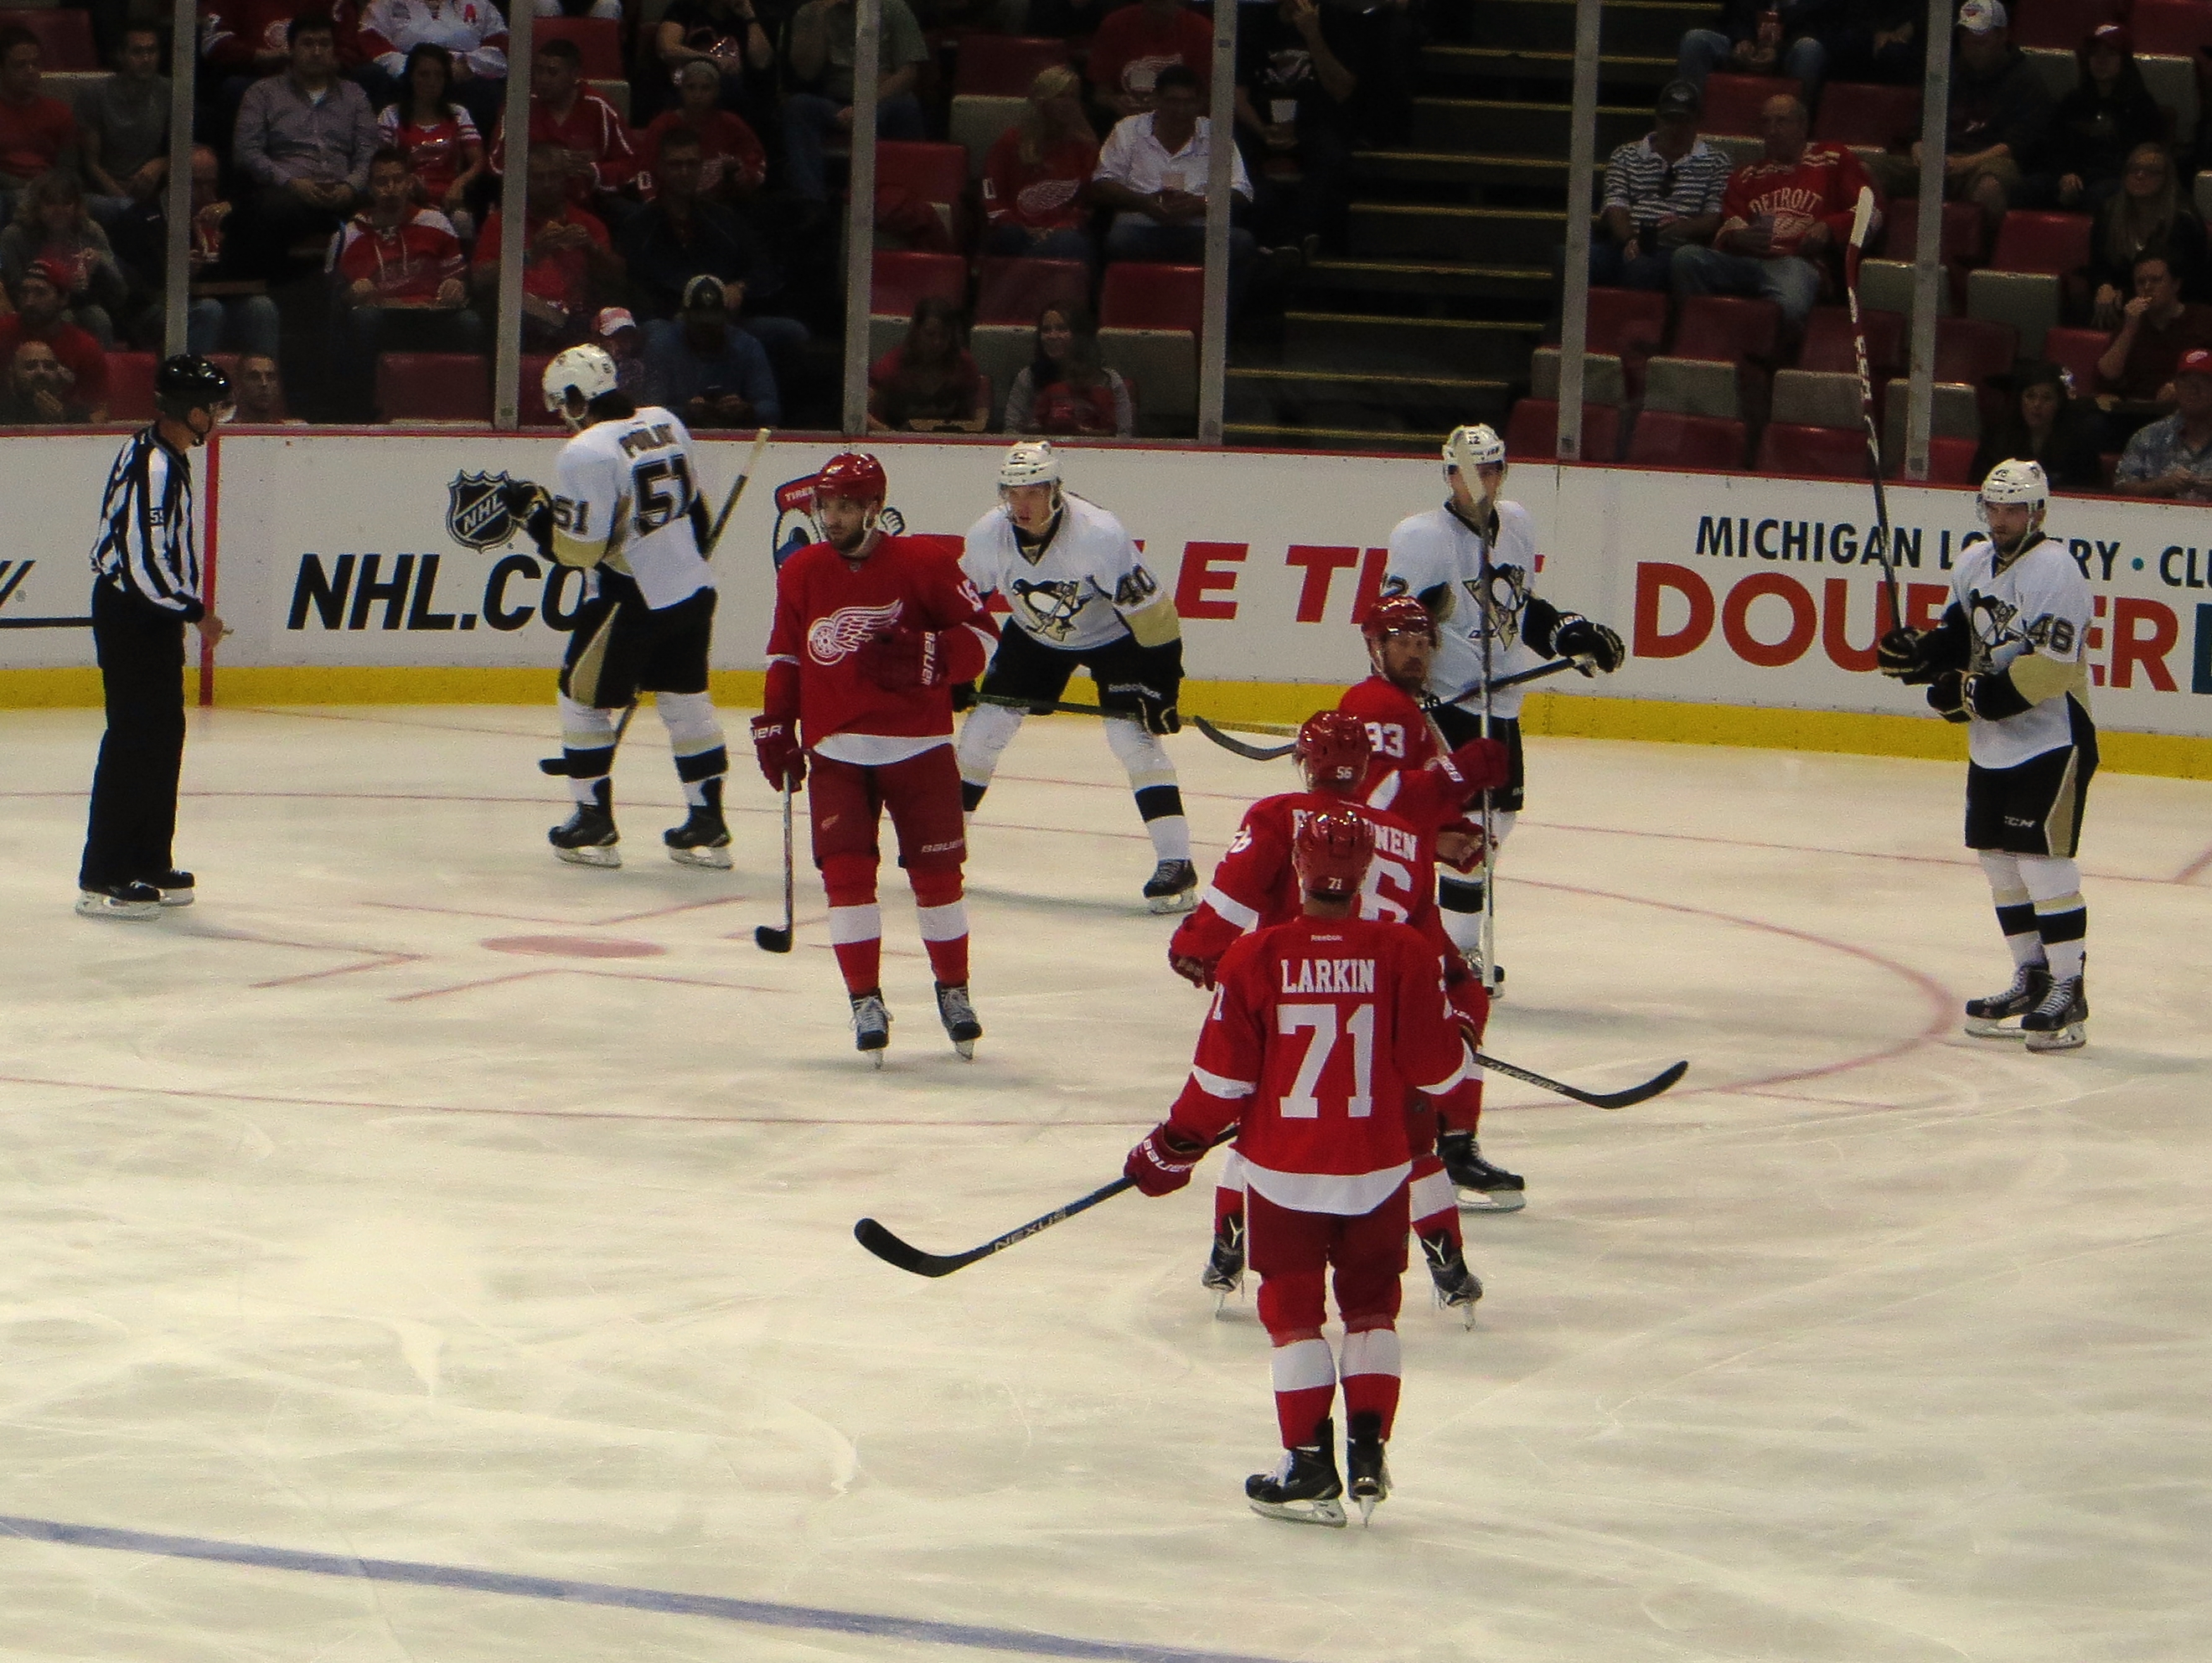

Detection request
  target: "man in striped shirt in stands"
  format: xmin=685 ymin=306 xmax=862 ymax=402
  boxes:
xmin=76 ymin=355 xmax=233 ymax=920
xmin=1589 ymin=79 xmax=1729 ymax=292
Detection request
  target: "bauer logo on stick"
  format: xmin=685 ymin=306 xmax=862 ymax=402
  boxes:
xmin=446 ymin=471 xmax=523 ymax=551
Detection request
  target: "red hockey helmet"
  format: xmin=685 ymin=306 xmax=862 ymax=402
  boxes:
xmin=1295 ymin=710 xmax=1372 ymax=798
xmin=813 ymin=452 xmax=888 ymax=515
xmin=1361 ymin=594 xmax=1438 ymax=646
xmin=1293 ymin=806 xmax=1377 ymax=900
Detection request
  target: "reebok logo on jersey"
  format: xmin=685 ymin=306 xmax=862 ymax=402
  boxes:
xmin=1279 ymin=958 xmax=1377 ymax=995
xmin=808 ymin=600 xmax=904 ymax=665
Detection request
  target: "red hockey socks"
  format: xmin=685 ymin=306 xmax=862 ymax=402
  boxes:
xmin=1214 ymin=1183 xmax=1245 ymax=1230
xmin=917 ymin=901 xmax=969 ymax=985
xmin=1269 ymin=1336 xmax=1336 ymax=1448
xmin=1408 ymin=1153 xmax=1461 ymax=1248
xmin=827 ymin=903 xmax=882 ymax=996
xmin=1339 ymin=1325 xmax=1401 ymax=1441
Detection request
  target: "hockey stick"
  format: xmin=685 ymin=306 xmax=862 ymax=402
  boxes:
xmin=753 ymin=781 xmax=794 ymax=953
xmin=1190 ymin=715 xmax=1300 ymax=761
xmin=537 ymin=700 xmax=636 ymax=776
xmin=703 ymin=426 xmax=773 ymax=559
xmin=1191 ymin=660 xmax=1586 ymax=762
xmin=1843 ymin=185 xmax=1904 ymax=629
xmin=1474 ymin=1050 xmax=1687 ymax=1111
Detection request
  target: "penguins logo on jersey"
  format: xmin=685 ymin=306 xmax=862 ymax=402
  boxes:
xmin=771 ymin=473 xmax=907 ymax=569
xmin=1470 ymin=565 xmax=1530 ymax=637
xmin=1967 ymin=590 xmax=2025 ymax=674
xmin=446 ymin=470 xmax=521 ymax=550
xmin=1011 ymin=577 xmax=1086 ymax=642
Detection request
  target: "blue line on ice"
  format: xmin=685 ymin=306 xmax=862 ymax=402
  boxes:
xmin=0 ymin=1513 xmax=1294 ymax=1663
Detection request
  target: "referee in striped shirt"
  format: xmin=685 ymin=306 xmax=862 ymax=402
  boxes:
xmin=77 ymin=354 xmax=234 ymax=919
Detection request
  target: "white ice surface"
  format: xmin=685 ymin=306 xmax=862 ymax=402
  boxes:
xmin=2 ymin=703 xmax=2209 ymax=1663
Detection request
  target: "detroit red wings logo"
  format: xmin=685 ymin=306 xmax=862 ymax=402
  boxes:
xmin=809 ymin=600 xmax=903 ymax=664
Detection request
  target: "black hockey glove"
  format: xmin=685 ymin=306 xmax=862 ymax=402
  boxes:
xmin=1134 ymin=686 xmax=1181 ymax=736
xmin=1877 ymin=627 xmax=1936 ymax=683
xmin=949 ymin=679 xmax=977 ymax=713
xmin=1553 ymin=616 xmax=1625 ymax=674
xmin=1925 ymin=669 xmax=1972 ymax=723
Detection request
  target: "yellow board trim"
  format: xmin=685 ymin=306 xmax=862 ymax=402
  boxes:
xmin=3 ymin=668 xmax=2207 ymax=780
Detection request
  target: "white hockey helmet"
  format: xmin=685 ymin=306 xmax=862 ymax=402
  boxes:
xmin=1000 ymin=440 xmax=1062 ymax=488
xmin=543 ymin=344 xmax=620 ymax=426
xmin=1443 ymin=423 xmax=1507 ymax=475
xmin=1977 ymin=457 xmax=2049 ymax=531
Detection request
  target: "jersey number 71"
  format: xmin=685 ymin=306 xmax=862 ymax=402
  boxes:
xmin=1277 ymin=1001 xmax=1376 ymax=1120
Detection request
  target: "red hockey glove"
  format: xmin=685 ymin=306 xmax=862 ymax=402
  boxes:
xmin=1125 ymin=1122 xmax=1207 ymax=1196
xmin=1436 ymin=737 xmax=1511 ymax=797
xmin=859 ymin=625 xmax=948 ymax=689
xmin=750 ymin=714 xmax=806 ymax=788
xmin=1445 ymin=958 xmax=1491 ymax=1048
xmin=1435 ymin=819 xmax=1486 ymax=873
xmin=1169 ymin=950 xmax=1218 ymax=989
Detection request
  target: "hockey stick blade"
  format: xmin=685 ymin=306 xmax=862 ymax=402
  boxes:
xmin=753 ymin=925 xmax=793 ymax=953
xmin=1472 ymin=1051 xmax=1687 ymax=1111
xmin=855 ymin=1176 xmax=1137 ymax=1278
xmin=754 ymin=782 xmax=795 ymax=953
xmin=1192 ymin=715 xmax=1295 ymax=761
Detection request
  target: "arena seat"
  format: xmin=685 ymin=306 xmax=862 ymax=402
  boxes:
xmin=2121 ymin=0 xmax=2212 ymax=56
xmin=1770 ymin=368 xmax=1867 ymax=430
xmin=1529 ymin=347 xmax=1626 ymax=406
xmin=1882 ymin=198 xmax=1985 ymax=266
xmin=953 ymin=34 xmax=1069 ymax=96
xmin=1812 ymin=83 xmax=1921 ymax=154
xmin=2010 ymin=0 xmax=2119 ymax=50
xmin=1623 ymin=411 xmax=1747 ymax=471
xmin=1586 ymin=287 xmax=1668 ymax=359
xmin=870 ymin=250 xmax=967 ymax=317
xmin=1857 ymin=260 xmax=1952 ymax=328
xmin=1702 ymin=73 xmax=1800 ymax=137
xmin=1100 ymin=262 xmax=1202 ymax=333
xmin=534 ymin=17 xmax=623 ymax=78
xmin=518 ymin=354 xmax=562 ymax=426
xmin=877 ymin=141 xmax=971 ymax=245
xmin=1642 ymin=354 xmax=1744 ymax=420
xmin=1881 ymin=378 xmax=1982 ymax=466
xmin=1922 ymin=435 xmax=1981 ymax=484
xmin=968 ymin=323 xmax=1034 ymax=412
xmin=1504 ymin=398 xmax=1621 ymax=462
xmin=1936 ymin=315 xmax=2022 ymax=429
xmin=974 ymin=257 xmax=1091 ymax=325
xmin=948 ymin=95 xmax=1028 ymax=179
xmin=1756 ymin=421 xmax=1876 ymax=479
xmin=377 ymin=354 xmax=492 ymax=423
xmin=1097 ymin=328 xmax=1194 ymax=435
xmin=1672 ymin=294 xmax=1782 ymax=364
xmin=1986 ymin=210 xmax=2094 ymax=276
xmin=0 ymin=8 xmax=96 ymax=69
xmin=2042 ymin=325 xmax=2109 ymax=395
xmin=1798 ymin=306 xmax=1904 ymax=378
xmin=106 ymin=351 xmax=156 ymax=421
xmin=586 ymin=80 xmax=629 ymax=121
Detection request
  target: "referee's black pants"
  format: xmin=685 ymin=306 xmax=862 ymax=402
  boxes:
xmin=80 ymin=579 xmax=188 ymax=891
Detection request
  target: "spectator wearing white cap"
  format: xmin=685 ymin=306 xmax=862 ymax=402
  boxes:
xmin=1868 ymin=0 xmax=2049 ymax=231
xmin=592 ymin=305 xmax=649 ymax=400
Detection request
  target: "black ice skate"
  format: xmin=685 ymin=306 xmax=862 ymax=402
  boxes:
xmin=1419 ymin=1228 xmax=1482 ymax=1324
xmin=851 ymin=989 xmax=892 ymax=1066
xmin=1245 ymin=1418 xmax=1346 ymax=1527
xmin=664 ymin=782 xmax=732 ymax=870
xmin=934 ymin=982 xmax=981 ymax=1060
xmin=75 ymin=880 xmax=161 ymax=920
xmin=2020 ymin=967 xmax=2087 ymax=1053
xmin=550 ymin=781 xmax=621 ymax=868
xmin=1143 ymin=858 xmax=1198 ymax=915
xmin=1439 ymin=1130 xmax=1526 ymax=1213
xmin=1345 ymin=1411 xmax=1391 ymax=1526
xmin=150 ymin=869 xmax=195 ymax=906
xmin=1963 ymin=963 xmax=2051 ymax=1038
xmin=1202 ymin=1211 xmax=1245 ymax=1302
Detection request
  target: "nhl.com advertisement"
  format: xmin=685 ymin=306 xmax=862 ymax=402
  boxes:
xmin=2 ymin=432 xmax=2208 ymax=741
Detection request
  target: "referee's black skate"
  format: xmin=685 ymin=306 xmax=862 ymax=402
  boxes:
xmin=1345 ymin=1412 xmax=1391 ymax=1525
xmin=1419 ymin=1228 xmax=1482 ymax=1322
xmin=1202 ymin=1211 xmax=1245 ymax=1302
xmin=664 ymin=782 xmax=732 ymax=870
xmin=550 ymin=780 xmax=621 ymax=868
xmin=1963 ymin=963 xmax=2051 ymax=1038
xmin=151 ymin=870 xmax=194 ymax=906
xmin=1143 ymin=858 xmax=1198 ymax=914
xmin=75 ymin=880 xmax=161 ymax=920
xmin=1246 ymin=1419 xmax=1346 ymax=1527
xmin=2020 ymin=967 xmax=2087 ymax=1053
xmin=851 ymin=989 xmax=892 ymax=1066
xmin=934 ymin=982 xmax=981 ymax=1060
xmin=1439 ymin=1130 xmax=1526 ymax=1212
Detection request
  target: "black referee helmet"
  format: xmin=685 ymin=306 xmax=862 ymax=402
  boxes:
xmin=154 ymin=354 xmax=233 ymax=421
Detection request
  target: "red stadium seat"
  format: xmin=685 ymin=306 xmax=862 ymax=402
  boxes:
xmin=1099 ymin=262 xmax=1203 ymax=331
xmin=1812 ymin=82 xmax=1921 ymax=150
xmin=2120 ymin=0 xmax=2212 ymax=55
xmin=1880 ymin=198 xmax=1985 ymax=265
xmin=1504 ymin=399 xmax=1621 ymax=462
xmin=954 ymin=34 xmax=1070 ymax=96
xmin=378 ymin=354 xmax=492 ymax=422
xmin=532 ymin=17 xmax=624 ymax=77
xmin=877 ymin=141 xmax=969 ymax=209
xmin=1625 ymin=411 xmax=1747 ymax=471
xmin=1935 ymin=314 xmax=2019 ymax=387
xmin=518 ymin=353 xmax=563 ymax=426
xmin=106 ymin=351 xmax=156 ymax=420
xmin=870 ymin=250 xmax=967 ymax=317
xmin=2010 ymin=0 xmax=2120 ymax=49
xmin=1987 ymin=210 xmax=2093 ymax=275
xmin=1702 ymin=73 xmax=1800 ymax=137
xmin=974 ymin=257 xmax=1091 ymax=324
xmin=1672 ymin=295 xmax=1783 ymax=363
xmin=1586 ymin=287 xmax=1669 ymax=357
xmin=1798 ymin=306 xmax=1904 ymax=376
xmin=1924 ymin=435 xmax=1980 ymax=483
xmin=2042 ymin=325 xmax=2109 ymax=395
xmin=0 ymin=8 xmax=96 ymax=69
xmin=1756 ymin=421 xmax=1876 ymax=478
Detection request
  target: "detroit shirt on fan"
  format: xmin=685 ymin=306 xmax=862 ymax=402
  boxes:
xmin=1718 ymin=139 xmax=1875 ymax=258
xmin=981 ymin=131 xmax=1096 ymax=235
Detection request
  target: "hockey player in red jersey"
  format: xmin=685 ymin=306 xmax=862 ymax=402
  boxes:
xmin=752 ymin=452 xmax=1000 ymax=1063
xmin=1166 ymin=710 xmax=1506 ymax=1314
xmin=1127 ymin=808 xmax=1471 ymax=1525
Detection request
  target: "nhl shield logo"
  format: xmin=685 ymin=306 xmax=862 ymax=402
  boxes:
xmin=447 ymin=470 xmax=518 ymax=550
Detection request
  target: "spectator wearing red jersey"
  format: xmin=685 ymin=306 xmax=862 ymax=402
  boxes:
xmin=640 ymin=60 xmax=767 ymax=204
xmin=0 ymin=261 xmax=111 ymax=420
xmin=377 ymin=43 xmax=488 ymax=238
xmin=0 ymin=171 xmax=129 ymax=348
xmin=982 ymin=66 xmax=1098 ymax=266
xmin=1002 ymin=304 xmax=1133 ymax=437
xmin=331 ymin=146 xmax=478 ymax=413
xmin=357 ymin=0 xmax=508 ymax=132
xmin=868 ymin=296 xmax=989 ymax=433
xmin=472 ymin=140 xmax=622 ymax=345
xmin=0 ymin=28 xmax=79 ymax=225
xmin=1088 ymin=0 xmax=1212 ymax=121
xmin=490 ymin=39 xmax=638 ymax=223
xmin=1671 ymin=92 xmax=1874 ymax=331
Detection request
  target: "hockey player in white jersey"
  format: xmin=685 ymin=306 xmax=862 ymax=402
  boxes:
xmin=1878 ymin=460 xmax=2096 ymax=1051
xmin=1380 ymin=423 xmax=1625 ymax=987
xmin=509 ymin=344 xmax=732 ymax=870
xmin=954 ymin=442 xmax=1198 ymax=912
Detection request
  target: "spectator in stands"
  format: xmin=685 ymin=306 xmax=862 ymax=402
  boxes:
xmin=642 ymin=271 xmax=780 ymax=426
xmin=106 ymin=144 xmax=280 ymax=357
xmin=78 ymin=23 xmax=172 ymax=234
xmin=868 ymin=294 xmax=988 ymax=431
xmin=201 ymin=0 xmax=360 ymax=84
xmin=1589 ymin=79 xmax=1728 ymax=292
xmin=1 ymin=171 xmax=130 ymax=347
xmin=230 ymin=349 xmax=301 ymax=420
xmin=641 ymin=59 xmax=767 ymax=205
xmin=492 ymin=39 xmax=639 ymax=223
xmin=0 ymin=28 xmax=79 ymax=227
xmin=1673 ymin=1 xmax=1828 ymax=105
xmin=471 ymin=139 xmax=622 ymax=345
xmin=2042 ymin=25 xmax=2162 ymax=214
xmin=0 ymin=338 xmax=89 ymax=423
xmin=592 ymin=304 xmax=649 ymax=399
xmin=2095 ymin=250 xmax=2212 ymax=411
xmin=1088 ymin=0 xmax=1212 ymax=121
xmin=1003 ymin=302 xmax=1134 ymax=436
xmin=1672 ymin=93 xmax=1872 ymax=332
xmin=540 ymin=0 xmax=623 ymax=17
xmin=1822 ymin=0 xmax=1925 ymax=87
xmin=2085 ymin=145 xmax=2205 ymax=329
xmin=377 ymin=42 xmax=488 ymax=242
xmin=2114 ymin=348 xmax=2212 ymax=498
xmin=650 ymin=0 xmax=775 ymax=126
xmin=0 ymin=261 xmax=110 ymax=419
xmin=356 ymin=0 xmax=507 ymax=132
xmin=982 ymin=66 xmax=1098 ymax=265
xmin=1870 ymin=0 xmax=2048 ymax=234
xmin=1973 ymin=361 xmax=2106 ymax=490
xmin=783 ymin=0 xmax=928 ymax=208
xmin=1235 ymin=0 xmax=1359 ymax=256
xmin=331 ymin=146 xmax=478 ymax=415
xmin=1093 ymin=65 xmax=1260 ymax=298
xmin=235 ymin=14 xmax=380 ymax=267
